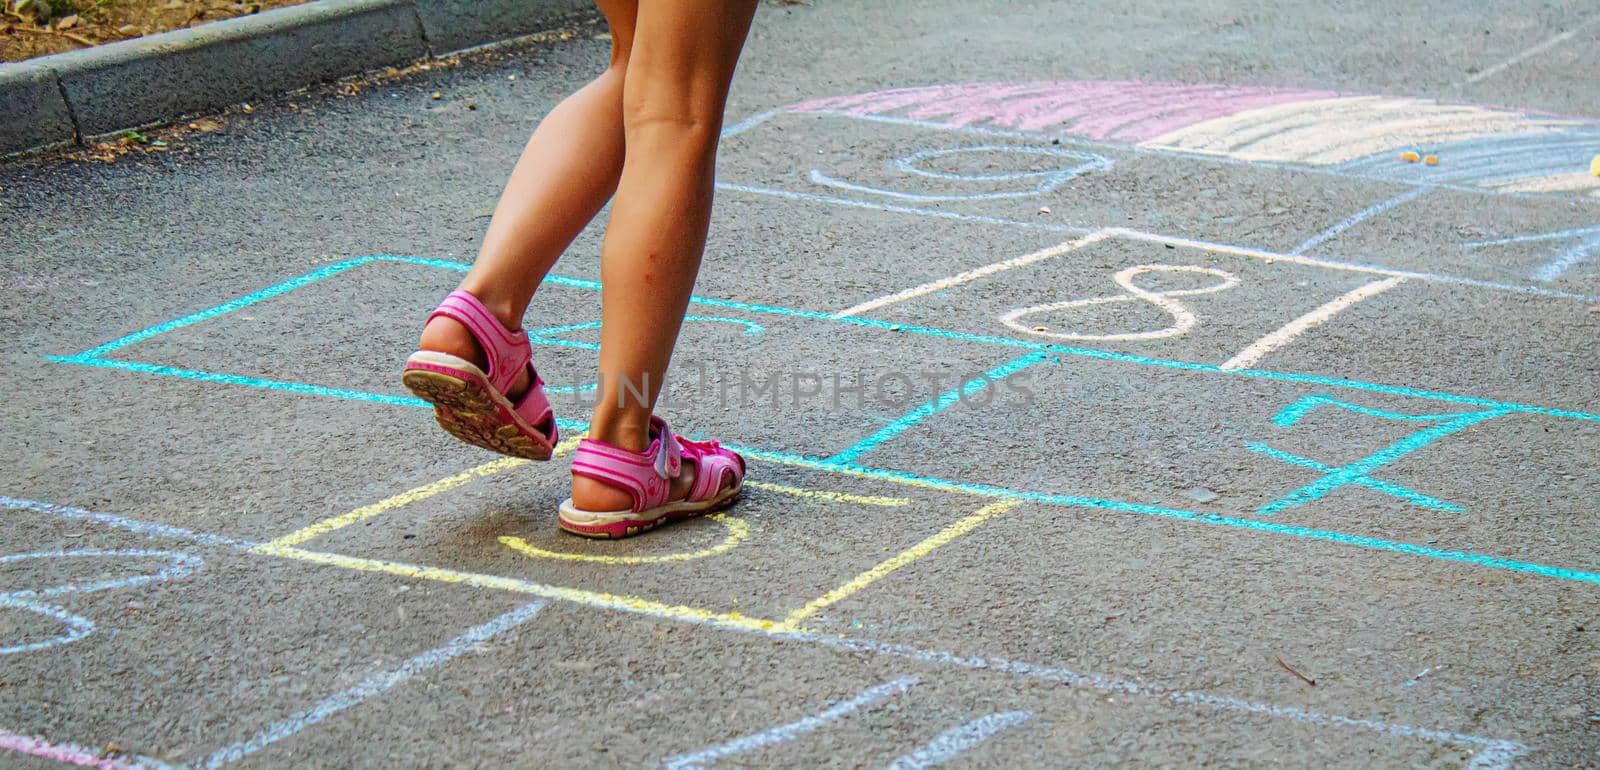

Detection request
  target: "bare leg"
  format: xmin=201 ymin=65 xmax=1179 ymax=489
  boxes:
xmin=572 ymin=0 xmax=759 ymax=511
xmin=417 ymin=0 xmax=638 ymax=396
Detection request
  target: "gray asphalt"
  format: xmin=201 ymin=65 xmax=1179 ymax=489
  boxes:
xmin=2 ymin=1 xmax=1598 ymax=768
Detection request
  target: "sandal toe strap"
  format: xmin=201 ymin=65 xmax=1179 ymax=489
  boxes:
xmin=511 ymin=370 xmax=558 ymax=442
xmin=682 ymin=440 xmax=745 ymax=503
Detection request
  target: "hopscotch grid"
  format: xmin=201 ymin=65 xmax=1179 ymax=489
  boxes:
xmin=50 ymin=254 xmax=1595 ymax=423
xmin=0 ymin=495 xmax=1527 ymax=769
xmin=35 ymin=256 xmax=1600 ymax=585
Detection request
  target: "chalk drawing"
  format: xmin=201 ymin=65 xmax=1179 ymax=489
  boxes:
xmin=1464 ymin=225 xmax=1600 ymax=282
xmin=1000 ymin=264 xmax=1239 ymax=342
xmin=662 ymin=677 xmax=920 ymax=769
xmin=1290 ymin=188 xmax=1430 ymax=256
xmin=500 ymin=514 xmax=749 ymax=564
xmin=1249 ymin=395 xmax=1511 ymax=515
xmin=1456 ymin=14 xmax=1600 ymax=86
xmin=810 ymin=145 xmax=1112 ymax=202
xmin=835 ymin=231 xmax=1114 ymax=318
xmin=0 ymin=729 xmax=174 ymax=770
xmin=786 ymin=81 xmax=1600 ymax=201
xmin=1220 ymin=277 xmax=1407 ymax=371
xmin=779 ymin=500 xmax=1020 ymax=631
xmin=199 ymin=601 xmax=546 ymax=768
xmin=1 ymin=496 xmax=1533 ymax=768
xmin=884 ymin=711 xmax=1034 ymax=770
xmin=0 ymin=550 xmax=200 ymax=655
xmin=828 ymin=351 xmax=1048 ymax=464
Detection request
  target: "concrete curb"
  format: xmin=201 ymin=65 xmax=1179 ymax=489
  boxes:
xmin=0 ymin=0 xmax=590 ymax=156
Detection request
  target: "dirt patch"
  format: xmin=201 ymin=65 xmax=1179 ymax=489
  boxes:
xmin=2 ymin=0 xmax=308 ymax=63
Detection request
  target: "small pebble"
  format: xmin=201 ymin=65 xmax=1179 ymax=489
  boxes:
xmin=1423 ymin=154 xmax=1439 ymax=166
xmin=1399 ymin=150 xmax=1421 ymax=163
xmin=1038 ymin=206 xmax=1051 ymax=214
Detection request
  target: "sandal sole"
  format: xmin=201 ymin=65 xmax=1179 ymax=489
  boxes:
xmin=401 ymin=367 xmax=554 ymax=461
xmin=558 ymin=487 xmax=742 ymax=539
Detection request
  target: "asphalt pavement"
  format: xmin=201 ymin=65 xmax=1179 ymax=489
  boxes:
xmin=1 ymin=1 xmax=1597 ymax=767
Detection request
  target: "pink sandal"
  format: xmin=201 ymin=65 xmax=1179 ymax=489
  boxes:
xmin=401 ymin=290 xmax=558 ymax=460
xmin=560 ymin=416 xmax=745 ymax=538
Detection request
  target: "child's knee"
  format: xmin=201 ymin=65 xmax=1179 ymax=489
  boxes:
xmin=621 ymin=87 xmax=723 ymax=151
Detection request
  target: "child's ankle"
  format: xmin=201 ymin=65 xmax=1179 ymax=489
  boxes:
xmin=418 ymin=317 xmax=488 ymax=371
xmin=454 ymin=283 xmax=524 ymax=332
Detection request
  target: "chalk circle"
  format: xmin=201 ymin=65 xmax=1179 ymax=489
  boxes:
xmin=498 ymin=514 xmax=749 ymax=565
xmin=810 ymin=144 xmax=1113 ymax=202
xmin=1001 ymin=264 xmax=1239 ymax=341
xmin=0 ymin=549 xmax=202 ymax=656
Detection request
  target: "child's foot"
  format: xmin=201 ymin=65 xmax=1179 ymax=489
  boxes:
xmin=560 ymin=416 xmax=744 ymax=538
xmin=402 ymin=290 xmax=558 ymax=460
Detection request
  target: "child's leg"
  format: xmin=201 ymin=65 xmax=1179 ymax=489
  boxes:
xmin=573 ymin=0 xmax=759 ymax=511
xmin=417 ymin=0 xmax=638 ymax=393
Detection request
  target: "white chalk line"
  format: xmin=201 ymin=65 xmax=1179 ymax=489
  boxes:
xmin=1529 ymin=235 xmax=1600 ymax=282
xmin=198 ymin=601 xmax=546 ymax=769
xmin=884 ymin=711 xmax=1033 ymax=770
xmin=1220 ymin=277 xmax=1409 ymax=370
xmin=1290 ymin=187 xmax=1430 ymax=255
xmin=2 ymin=497 xmax=1527 ymax=769
xmin=716 ymin=182 xmax=1096 ymax=236
xmin=718 ymin=182 xmax=1598 ymax=305
xmin=809 ymin=145 xmax=1113 ymax=203
xmin=662 ymin=677 xmax=919 ymax=769
xmin=0 ymin=549 xmax=201 ymax=655
xmin=834 ymin=231 xmax=1113 ymax=317
xmin=1458 ymin=14 xmax=1600 ymax=86
xmin=1000 ymin=264 xmax=1240 ymax=342
xmin=1462 ymin=225 xmax=1600 ymax=282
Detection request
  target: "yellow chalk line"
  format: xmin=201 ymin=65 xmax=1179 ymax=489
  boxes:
xmin=499 ymin=514 xmax=749 ymax=564
xmin=777 ymin=500 xmax=1020 ymax=630
xmin=744 ymin=481 xmax=909 ymax=507
xmin=260 ymin=436 xmax=583 ymax=550
xmin=254 ymin=543 xmax=781 ymax=633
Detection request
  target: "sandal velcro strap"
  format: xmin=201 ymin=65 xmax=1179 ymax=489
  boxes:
xmin=572 ymin=417 xmax=726 ymax=514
